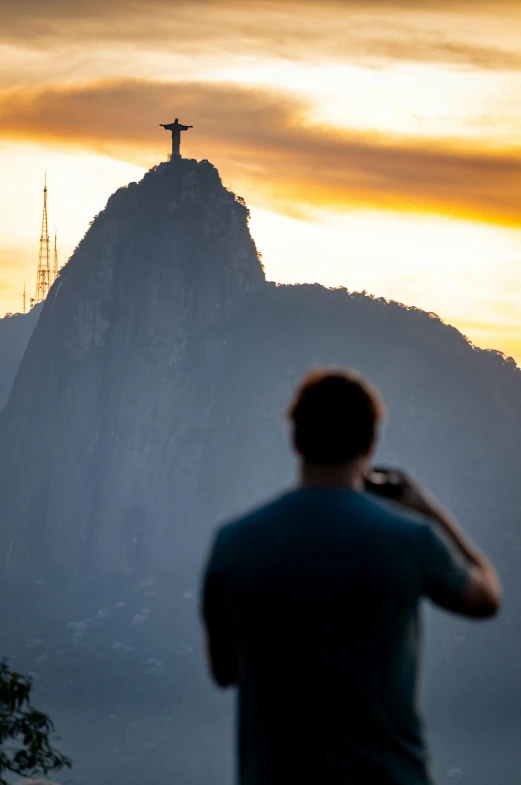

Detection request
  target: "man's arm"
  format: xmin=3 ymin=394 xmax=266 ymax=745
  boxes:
xmin=201 ymin=529 xmax=238 ymax=688
xmin=392 ymin=472 xmax=502 ymax=619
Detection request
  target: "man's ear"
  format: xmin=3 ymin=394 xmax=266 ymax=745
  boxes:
xmin=363 ymin=438 xmax=375 ymax=460
xmin=290 ymin=428 xmax=300 ymax=456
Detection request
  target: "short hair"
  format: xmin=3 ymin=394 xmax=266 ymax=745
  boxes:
xmin=287 ymin=370 xmax=384 ymax=465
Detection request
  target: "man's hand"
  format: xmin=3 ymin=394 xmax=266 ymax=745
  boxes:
xmin=384 ymin=470 xmax=442 ymax=518
xmin=379 ymin=468 xmax=502 ymax=619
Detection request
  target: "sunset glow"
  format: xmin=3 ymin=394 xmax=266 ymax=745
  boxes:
xmin=3 ymin=0 xmax=521 ymax=359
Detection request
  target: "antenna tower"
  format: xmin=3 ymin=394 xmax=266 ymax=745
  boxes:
xmin=22 ymin=282 xmax=26 ymax=314
xmin=53 ymin=228 xmax=59 ymax=282
xmin=33 ymin=173 xmax=51 ymax=305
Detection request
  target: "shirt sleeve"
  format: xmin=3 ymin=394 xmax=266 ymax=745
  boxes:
xmin=200 ymin=527 xmax=237 ymax=685
xmin=201 ymin=527 xmax=231 ymax=616
xmin=201 ymin=529 xmax=227 ymax=620
xmin=421 ymin=521 xmax=470 ymax=604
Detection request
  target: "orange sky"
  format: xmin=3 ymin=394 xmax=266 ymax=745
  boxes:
xmin=2 ymin=0 xmax=521 ymax=361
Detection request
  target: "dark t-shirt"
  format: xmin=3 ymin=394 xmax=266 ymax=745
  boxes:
xmin=201 ymin=488 xmax=470 ymax=785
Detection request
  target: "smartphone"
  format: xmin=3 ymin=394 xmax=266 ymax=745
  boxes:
xmin=365 ymin=466 xmax=405 ymax=500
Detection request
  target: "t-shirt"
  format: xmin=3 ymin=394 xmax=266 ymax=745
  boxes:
xmin=201 ymin=487 xmax=470 ymax=785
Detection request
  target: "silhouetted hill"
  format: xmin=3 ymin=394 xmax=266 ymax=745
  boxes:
xmin=0 ymin=304 xmax=42 ymax=411
xmin=1 ymin=159 xmax=519 ymax=785
xmin=0 ymin=158 xmax=264 ymax=577
xmin=207 ymin=282 xmax=521 ymax=526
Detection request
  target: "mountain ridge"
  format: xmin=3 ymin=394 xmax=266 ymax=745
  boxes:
xmin=1 ymin=158 xmax=521 ymax=576
xmin=0 ymin=157 xmax=264 ymax=576
xmin=1 ymin=157 xmax=520 ymax=785
xmin=0 ymin=304 xmax=42 ymax=411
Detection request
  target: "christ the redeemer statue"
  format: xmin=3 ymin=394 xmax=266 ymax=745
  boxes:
xmin=160 ymin=118 xmax=193 ymax=159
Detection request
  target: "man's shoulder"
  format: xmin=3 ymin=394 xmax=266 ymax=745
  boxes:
xmin=361 ymin=492 xmax=431 ymax=540
xmin=204 ymin=494 xmax=292 ymax=572
xmin=218 ymin=490 xmax=296 ymax=543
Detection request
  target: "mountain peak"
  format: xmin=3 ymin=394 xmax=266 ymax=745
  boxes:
xmin=0 ymin=159 xmax=265 ymax=575
xmin=44 ymin=158 xmax=265 ymax=360
xmin=103 ymin=157 xmax=244 ymax=216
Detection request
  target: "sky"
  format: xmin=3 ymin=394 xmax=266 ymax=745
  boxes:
xmin=2 ymin=0 xmax=521 ymax=359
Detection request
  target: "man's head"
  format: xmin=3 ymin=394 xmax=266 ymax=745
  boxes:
xmin=287 ymin=370 xmax=384 ymax=466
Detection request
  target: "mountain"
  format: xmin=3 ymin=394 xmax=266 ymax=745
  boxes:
xmin=1 ymin=158 xmax=520 ymax=785
xmin=0 ymin=159 xmax=264 ymax=577
xmin=0 ymin=304 xmax=42 ymax=411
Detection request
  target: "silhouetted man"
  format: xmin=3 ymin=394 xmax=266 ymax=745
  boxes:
xmin=201 ymin=370 xmax=501 ymax=785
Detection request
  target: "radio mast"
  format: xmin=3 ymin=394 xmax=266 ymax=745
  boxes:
xmin=33 ymin=173 xmax=51 ymax=305
xmin=53 ymin=228 xmax=59 ymax=282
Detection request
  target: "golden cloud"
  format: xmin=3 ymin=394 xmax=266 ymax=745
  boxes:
xmin=2 ymin=78 xmax=521 ymax=226
xmin=2 ymin=0 xmax=521 ymax=71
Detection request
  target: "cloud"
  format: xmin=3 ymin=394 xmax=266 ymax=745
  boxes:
xmin=2 ymin=0 xmax=521 ymax=71
xmin=2 ymin=78 xmax=521 ymax=226
xmin=354 ymin=33 xmax=521 ymax=70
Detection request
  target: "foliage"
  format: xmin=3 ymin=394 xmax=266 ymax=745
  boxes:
xmin=0 ymin=660 xmax=70 ymax=785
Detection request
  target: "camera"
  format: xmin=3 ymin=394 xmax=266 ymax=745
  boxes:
xmin=365 ymin=466 xmax=405 ymax=500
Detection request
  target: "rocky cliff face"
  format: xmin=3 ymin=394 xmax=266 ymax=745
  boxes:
xmin=1 ymin=158 xmax=521 ymax=582
xmin=0 ymin=304 xmax=41 ymax=411
xmin=0 ymin=158 xmax=264 ymax=576
xmin=2 ymin=159 xmax=521 ymax=785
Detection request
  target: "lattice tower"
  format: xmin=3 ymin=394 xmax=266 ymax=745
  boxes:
xmin=34 ymin=173 xmax=51 ymax=304
xmin=53 ymin=229 xmax=59 ymax=282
